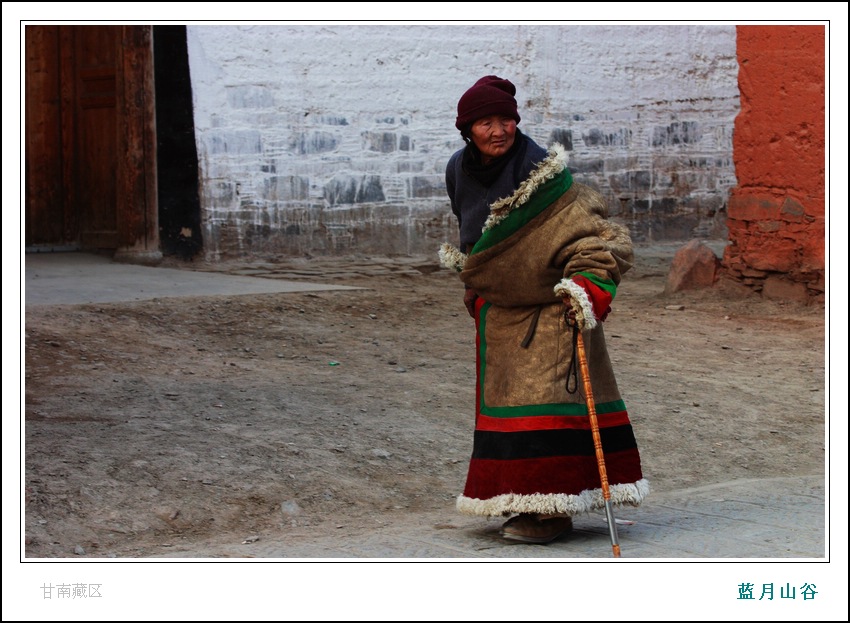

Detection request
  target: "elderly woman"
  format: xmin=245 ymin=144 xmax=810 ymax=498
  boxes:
xmin=440 ymin=75 xmax=650 ymax=544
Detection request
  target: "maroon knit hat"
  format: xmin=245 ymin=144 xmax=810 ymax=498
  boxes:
xmin=455 ymin=75 xmax=521 ymax=132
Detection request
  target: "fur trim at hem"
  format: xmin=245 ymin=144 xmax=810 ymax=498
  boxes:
xmin=554 ymin=278 xmax=597 ymax=330
xmin=456 ymin=478 xmax=650 ymax=518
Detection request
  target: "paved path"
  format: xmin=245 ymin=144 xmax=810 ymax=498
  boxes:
xmin=24 ymin=252 xmax=360 ymax=308
xmin=24 ymin=252 xmax=827 ymax=560
xmin=150 ymin=475 xmax=825 ymax=559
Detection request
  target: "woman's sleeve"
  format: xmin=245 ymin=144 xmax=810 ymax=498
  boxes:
xmin=446 ymin=157 xmax=461 ymax=226
xmin=553 ymin=202 xmax=633 ymax=328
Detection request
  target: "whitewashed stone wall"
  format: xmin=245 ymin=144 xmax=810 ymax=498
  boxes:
xmin=186 ymin=24 xmax=739 ymax=259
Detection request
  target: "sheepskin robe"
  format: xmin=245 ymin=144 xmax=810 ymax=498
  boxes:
xmin=440 ymin=145 xmax=650 ymax=517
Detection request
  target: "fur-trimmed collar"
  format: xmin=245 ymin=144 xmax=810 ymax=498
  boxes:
xmin=439 ymin=143 xmax=568 ymax=273
xmin=483 ymin=143 xmax=568 ymax=232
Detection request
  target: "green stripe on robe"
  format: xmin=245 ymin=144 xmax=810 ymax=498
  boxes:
xmin=573 ymin=271 xmax=618 ymax=300
xmin=470 ymin=169 xmax=573 ymax=256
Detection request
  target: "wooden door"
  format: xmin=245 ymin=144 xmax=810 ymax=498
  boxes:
xmin=25 ymin=25 xmax=159 ymax=259
xmin=71 ymin=25 xmax=121 ymax=248
xmin=25 ymin=26 xmax=70 ymax=248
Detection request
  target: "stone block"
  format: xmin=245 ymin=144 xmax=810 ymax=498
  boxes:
xmin=651 ymin=121 xmax=702 ymax=146
xmin=741 ymin=237 xmax=798 ymax=272
xmin=762 ymin=275 xmax=810 ymax=303
xmin=263 ymin=175 xmax=309 ymax=201
xmin=727 ymin=193 xmax=781 ymax=221
xmin=317 ymin=115 xmax=349 ymax=126
xmin=355 ymin=175 xmax=386 ymax=203
xmin=396 ymin=161 xmax=425 ymax=173
xmin=632 ymin=199 xmax=651 ymax=215
xmin=652 ymin=215 xmax=700 ymax=240
xmin=605 ymin=156 xmax=640 ymax=171
xmin=665 ymin=240 xmax=720 ymax=292
xmin=208 ymin=181 xmax=235 ymax=202
xmin=800 ymin=231 xmax=825 ymax=272
xmin=225 ymin=85 xmax=274 ymax=109
xmin=292 ymin=131 xmax=340 ymax=155
xmin=362 ymin=131 xmax=397 ymax=153
xmin=570 ymin=158 xmax=604 ymax=174
xmin=324 ymin=176 xmax=358 ymax=206
xmin=779 ymin=196 xmax=806 ymax=221
xmin=740 ymin=267 xmax=768 ymax=278
xmin=207 ymin=130 xmax=262 ymax=155
xmin=654 ymin=197 xmax=678 ymax=215
xmin=582 ymin=127 xmax=631 ymax=147
xmin=410 ymin=176 xmax=445 ymax=199
xmin=757 ymin=220 xmax=781 ymax=232
xmin=631 ymin=170 xmax=652 ymax=192
xmin=548 ymin=129 xmax=573 ymax=151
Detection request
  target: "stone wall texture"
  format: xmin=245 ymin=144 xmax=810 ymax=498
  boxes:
xmin=186 ymin=24 xmax=740 ymax=259
xmin=723 ymin=25 xmax=825 ymax=303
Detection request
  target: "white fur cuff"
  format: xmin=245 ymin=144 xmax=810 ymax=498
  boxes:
xmin=438 ymin=242 xmax=467 ymax=272
xmin=554 ymin=278 xmax=597 ymax=330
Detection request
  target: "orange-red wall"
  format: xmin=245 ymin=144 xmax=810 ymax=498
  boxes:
xmin=724 ymin=25 xmax=825 ymax=302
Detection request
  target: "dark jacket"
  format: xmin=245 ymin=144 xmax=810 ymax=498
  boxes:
xmin=445 ymin=131 xmax=547 ymax=252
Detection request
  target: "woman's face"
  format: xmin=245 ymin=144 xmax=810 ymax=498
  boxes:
xmin=470 ymin=115 xmax=516 ymax=164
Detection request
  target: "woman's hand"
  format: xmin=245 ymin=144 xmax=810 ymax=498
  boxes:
xmin=561 ymin=297 xmax=578 ymax=326
xmin=463 ymin=287 xmax=479 ymax=318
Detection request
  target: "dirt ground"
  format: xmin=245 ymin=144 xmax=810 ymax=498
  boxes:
xmin=22 ymin=244 xmax=826 ymax=558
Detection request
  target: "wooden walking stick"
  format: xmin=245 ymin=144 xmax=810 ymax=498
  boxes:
xmin=574 ymin=326 xmax=622 ymax=558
